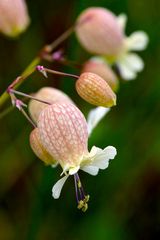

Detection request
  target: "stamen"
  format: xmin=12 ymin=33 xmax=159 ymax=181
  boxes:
xmin=74 ymin=174 xmax=79 ymax=204
xmin=74 ymin=173 xmax=90 ymax=212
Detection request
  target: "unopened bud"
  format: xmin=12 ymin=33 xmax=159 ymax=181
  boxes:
xmin=29 ymin=87 xmax=74 ymax=123
xmin=0 ymin=0 xmax=30 ymax=37
xmin=82 ymin=58 xmax=119 ymax=92
xmin=30 ymin=128 xmax=56 ymax=165
xmin=76 ymin=72 xmax=116 ymax=107
xmin=75 ymin=7 xmax=124 ymax=57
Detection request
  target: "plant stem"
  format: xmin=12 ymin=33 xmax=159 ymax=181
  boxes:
xmin=0 ymin=25 xmax=74 ymax=109
xmin=20 ymin=108 xmax=37 ymax=128
xmin=10 ymin=89 xmax=51 ymax=105
xmin=0 ymin=57 xmax=40 ymax=108
xmin=42 ymin=67 xmax=79 ymax=79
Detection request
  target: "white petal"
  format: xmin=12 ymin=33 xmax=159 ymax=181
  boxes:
xmin=123 ymin=53 xmax=144 ymax=72
xmin=89 ymin=146 xmax=117 ymax=170
xmin=118 ymin=52 xmax=144 ymax=80
xmin=126 ymin=31 xmax=149 ymax=51
xmin=81 ymin=165 xmax=99 ymax=176
xmin=118 ymin=59 xmax=137 ymax=80
xmin=117 ymin=13 xmax=127 ymax=32
xmin=52 ymin=175 xmax=69 ymax=199
xmin=87 ymin=107 xmax=110 ymax=136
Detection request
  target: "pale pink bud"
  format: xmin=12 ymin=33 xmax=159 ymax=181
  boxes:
xmin=37 ymin=103 xmax=88 ymax=171
xmin=0 ymin=0 xmax=30 ymax=37
xmin=75 ymin=7 xmax=124 ymax=57
xmin=82 ymin=58 xmax=119 ymax=92
xmin=30 ymin=128 xmax=57 ymax=165
xmin=76 ymin=72 xmax=116 ymax=107
xmin=29 ymin=87 xmax=74 ymax=123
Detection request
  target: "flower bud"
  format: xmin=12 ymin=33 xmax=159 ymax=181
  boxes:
xmin=0 ymin=0 xmax=30 ymax=37
xmin=29 ymin=87 xmax=74 ymax=123
xmin=82 ymin=58 xmax=119 ymax=92
xmin=76 ymin=72 xmax=116 ymax=107
xmin=30 ymin=128 xmax=57 ymax=165
xmin=75 ymin=7 xmax=124 ymax=57
xmin=38 ymin=103 xmax=88 ymax=171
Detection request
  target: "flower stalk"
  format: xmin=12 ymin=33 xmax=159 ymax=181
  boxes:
xmin=0 ymin=25 xmax=75 ymax=110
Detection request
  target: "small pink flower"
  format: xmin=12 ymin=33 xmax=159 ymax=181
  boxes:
xmin=75 ymin=7 xmax=124 ymax=57
xmin=35 ymin=102 xmax=117 ymax=211
xmin=0 ymin=0 xmax=30 ymax=37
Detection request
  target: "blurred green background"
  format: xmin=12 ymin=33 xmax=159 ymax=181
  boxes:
xmin=0 ymin=0 xmax=160 ymax=239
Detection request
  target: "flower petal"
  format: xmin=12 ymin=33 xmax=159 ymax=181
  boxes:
xmin=52 ymin=175 xmax=69 ymax=199
xmin=87 ymin=106 xmax=110 ymax=136
xmin=126 ymin=31 xmax=149 ymax=51
xmin=117 ymin=13 xmax=127 ymax=32
xmin=118 ymin=59 xmax=136 ymax=80
xmin=89 ymin=146 xmax=117 ymax=169
xmin=118 ymin=52 xmax=144 ymax=80
xmin=123 ymin=53 xmax=144 ymax=72
xmin=81 ymin=165 xmax=99 ymax=176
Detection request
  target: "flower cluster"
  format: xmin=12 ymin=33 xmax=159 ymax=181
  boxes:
xmin=29 ymin=90 xmax=116 ymax=211
xmin=4 ymin=4 xmax=148 ymax=211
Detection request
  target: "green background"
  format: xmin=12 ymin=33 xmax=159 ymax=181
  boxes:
xmin=0 ymin=0 xmax=160 ymax=239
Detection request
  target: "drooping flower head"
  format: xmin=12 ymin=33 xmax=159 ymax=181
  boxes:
xmin=75 ymin=7 xmax=149 ymax=80
xmin=30 ymin=102 xmax=117 ymax=211
xmin=75 ymin=7 xmax=124 ymax=57
xmin=0 ymin=0 xmax=30 ymax=37
xmin=82 ymin=57 xmax=119 ymax=92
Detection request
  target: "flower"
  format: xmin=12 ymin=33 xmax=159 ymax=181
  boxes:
xmin=0 ymin=0 xmax=30 ymax=37
xmin=82 ymin=57 xmax=119 ymax=92
xmin=76 ymin=72 xmax=117 ymax=107
xmin=115 ymin=13 xmax=149 ymax=80
xmin=35 ymin=102 xmax=117 ymax=211
xmin=75 ymin=7 xmax=124 ymax=56
xmin=75 ymin=7 xmax=148 ymax=81
xmin=29 ymin=87 xmax=74 ymax=123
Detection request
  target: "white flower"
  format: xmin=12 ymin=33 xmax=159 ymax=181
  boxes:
xmin=37 ymin=102 xmax=117 ymax=211
xmin=116 ymin=14 xmax=149 ymax=80
xmin=52 ymin=145 xmax=117 ymax=200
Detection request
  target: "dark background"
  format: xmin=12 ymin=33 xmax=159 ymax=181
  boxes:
xmin=0 ymin=0 xmax=160 ymax=239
